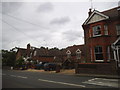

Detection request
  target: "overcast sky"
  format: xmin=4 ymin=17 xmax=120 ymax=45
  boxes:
xmin=0 ymin=0 xmax=119 ymax=50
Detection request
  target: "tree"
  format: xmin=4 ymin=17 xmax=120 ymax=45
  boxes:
xmin=15 ymin=57 xmax=25 ymax=66
xmin=2 ymin=49 xmax=16 ymax=66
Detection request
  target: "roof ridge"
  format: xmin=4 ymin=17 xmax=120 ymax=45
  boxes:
xmin=101 ymin=6 xmax=120 ymax=13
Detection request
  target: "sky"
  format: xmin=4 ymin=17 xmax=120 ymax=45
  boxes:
xmin=0 ymin=0 xmax=119 ymax=50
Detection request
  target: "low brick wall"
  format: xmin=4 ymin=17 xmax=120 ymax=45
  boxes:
xmin=75 ymin=60 xmax=118 ymax=75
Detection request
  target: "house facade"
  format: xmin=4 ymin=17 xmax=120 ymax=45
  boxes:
xmin=76 ymin=6 xmax=120 ymax=75
xmin=82 ymin=6 xmax=120 ymax=63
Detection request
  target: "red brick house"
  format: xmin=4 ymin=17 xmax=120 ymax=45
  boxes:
xmin=82 ymin=6 xmax=120 ymax=63
xmin=16 ymin=44 xmax=85 ymax=68
xmin=60 ymin=45 xmax=85 ymax=69
xmin=76 ymin=6 xmax=120 ymax=75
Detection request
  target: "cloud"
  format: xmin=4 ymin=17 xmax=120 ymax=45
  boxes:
xmin=50 ymin=16 xmax=71 ymax=25
xmin=62 ymin=30 xmax=83 ymax=41
xmin=37 ymin=2 xmax=54 ymax=13
xmin=2 ymin=2 xmax=23 ymax=14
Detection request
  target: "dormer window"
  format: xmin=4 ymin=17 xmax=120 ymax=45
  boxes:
xmin=66 ymin=50 xmax=71 ymax=58
xmin=76 ymin=49 xmax=81 ymax=59
xmin=93 ymin=25 xmax=101 ymax=37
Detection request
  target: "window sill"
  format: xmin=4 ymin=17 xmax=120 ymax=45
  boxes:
xmin=95 ymin=60 xmax=104 ymax=62
xmin=89 ymin=35 xmax=111 ymax=39
xmin=93 ymin=35 xmax=102 ymax=37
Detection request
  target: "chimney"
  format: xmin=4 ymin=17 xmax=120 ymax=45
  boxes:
xmin=88 ymin=8 xmax=92 ymax=17
xmin=27 ymin=43 xmax=31 ymax=57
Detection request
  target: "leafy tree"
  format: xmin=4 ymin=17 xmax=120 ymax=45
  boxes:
xmin=2 ymin=49 xmax=16 ymax=66
xmin=15 ymin=57 xmax=25 ymax=66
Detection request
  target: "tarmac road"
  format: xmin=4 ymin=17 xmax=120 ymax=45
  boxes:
xmin=2 ymin=69 xmax=119 ymax=88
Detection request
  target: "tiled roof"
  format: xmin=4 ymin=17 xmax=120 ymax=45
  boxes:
xmin=102 ymin=6 xmax=120 ymax=19
xmin=17 ymin=44 xmax=85 ymax=58
xmin=17 ymin=48 xmax=27 ymax=57
xmin=35 ymin=47 xmax=49 ymax=57
xmin=65 ymin=45 xmax=85 ymax=55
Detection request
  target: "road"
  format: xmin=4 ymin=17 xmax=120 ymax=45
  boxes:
xmin=2 ymin=69 xmax=119 ymax=88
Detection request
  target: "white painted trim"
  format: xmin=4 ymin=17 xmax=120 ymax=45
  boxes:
xmin=93 ymin=34 xmax=102 ymax=37
xmin=34 ymin=50 xmax=37 ymax=56
xmin=113 ymin=36 xmax=120 ymax=46
xmin=107 ymin=46 xmax=110 ymax=61
xmin=95 ymin=60 xmax=104 ymax=62
xmin=76 ymin=49 xmax=81 ymax=53
xmin=66 ymin=50 xmax=71 ymax=54
xmin=116 ymin=46 xmax=120 ymax=62
xmin=83 ymin=10 xmax=109 ymax=25
xmin=113 ymin=50 xmax=117 ymax=61
xmin=90 ymin=48 xmax=93 ymax=62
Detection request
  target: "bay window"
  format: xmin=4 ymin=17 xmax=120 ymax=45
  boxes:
xmin=93 ymin=25 xmax=101 ymax=37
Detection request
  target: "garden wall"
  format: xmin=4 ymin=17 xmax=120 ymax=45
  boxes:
xmin=75 ymin=60 xmax=119 ymax=75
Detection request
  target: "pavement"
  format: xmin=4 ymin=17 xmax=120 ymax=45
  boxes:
xmin=2 ymin=66 xmax=120 ymax=79
xmin=24 ymin=69 xmax=120 ymax=79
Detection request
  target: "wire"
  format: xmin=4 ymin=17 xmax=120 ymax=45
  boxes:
xmin=2 ymin=12 xmax=50 ymax=30
xmin=1 ymin=18 xmax=41 ymax=45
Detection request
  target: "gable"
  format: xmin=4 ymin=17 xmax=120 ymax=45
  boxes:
xmin=83 ymin=10 xmax=109 ymax=25
xmin=87 ymin=13 xmax=107 ymax=24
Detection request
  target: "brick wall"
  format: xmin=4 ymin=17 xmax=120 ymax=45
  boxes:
xmin=75 ymin=60 xmax=118 ymax=75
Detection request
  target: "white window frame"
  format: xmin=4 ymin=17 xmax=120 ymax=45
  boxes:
xmin=34 ymin=50 xmax=37 ymax=56
xmin=90 ymin=48 xmax=93 ymax=62
xmin=104 ymin=25 xmax=108 ymax=35
xmin=107 ymin=46 xmax=111 ymax=62
xmin=94 ymin=46 xmax=104 ymax=62
xmin=66 ymin=50 xmax=71 ymax=58
xmin=89 ymin=29 xmax=91 ymax=37
xmin=76 ymin=49 xmax=81 ymax=59
xmin=93 ymin=25 xmax=101 ymax=37
xmin=116 ymin=24 xmax=120 ymax=35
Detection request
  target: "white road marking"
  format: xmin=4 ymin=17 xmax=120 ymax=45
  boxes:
xmin=83 ymin=78 xmax=119 ymax=88
xmin=17 ymin=76 xmax=28 ymax=79
xmin=94 ymin=78 xmax=118 ymax=82
xmin=10 ymin=75 xmax=27 ymax=79
xmin=38 ymin=78 xmax=86 ymax=88
xmin=88 ymin=78 xmax=96 ymax=81
xmin=10 ymin=75 xmax=17 ymax=77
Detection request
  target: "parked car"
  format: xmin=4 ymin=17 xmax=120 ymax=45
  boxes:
xmin=20 ymin=65 xmax=28 ymax=70
xmin=44 ymin=63 xmax=56 ymax=71
xmin=34 ymin=64 xmax=44 ymax=69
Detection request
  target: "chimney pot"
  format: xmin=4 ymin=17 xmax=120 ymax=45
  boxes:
xmin=88 ymin=8 xmax=92 ymax=16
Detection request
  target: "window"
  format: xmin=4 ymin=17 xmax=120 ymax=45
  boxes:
xmin=116 ymin=24 xmax=120 ymax=35
xmin=94 ymin=46 xmax=103 ymax=60
xmin=104 ymin=25 xmax=108 ymax=35
xmin=66 ymin=50 xmax=71 ymax=58
xmin=76 ymin=49 xmax=81 ymax=59
xmin=93 ymin=25 xmax=101 ymax=37
xmin=89 ymin=30 xmax=91 ymax=37
xmin=34 ymin=51 xmax=37 ymax=56
xmin=107 ymin=46 xmax=111 ymax=61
